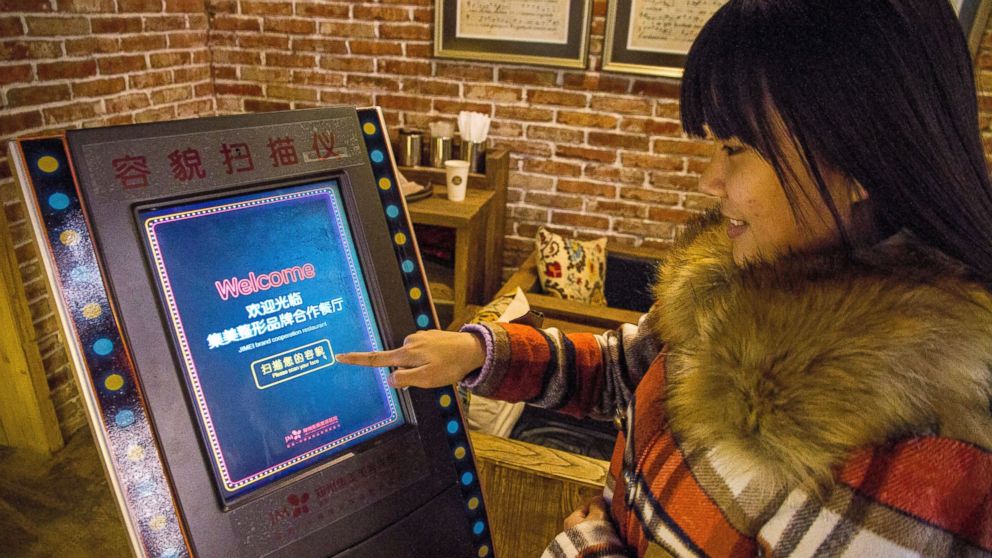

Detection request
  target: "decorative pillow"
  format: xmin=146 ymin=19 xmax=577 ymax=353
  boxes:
xmin=535 ymin=227 xmax=607 ymax=305
xmin=467 ymin=291 xmax=518 ymax=324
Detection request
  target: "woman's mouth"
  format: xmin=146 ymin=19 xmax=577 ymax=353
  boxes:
xmin=727 ymin=218 xmax=748 ymax=239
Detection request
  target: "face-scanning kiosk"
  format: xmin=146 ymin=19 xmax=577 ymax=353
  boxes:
xmin=8 ymin=107 xmax=493 ymax=558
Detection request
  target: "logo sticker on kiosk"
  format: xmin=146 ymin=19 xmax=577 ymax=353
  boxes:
xmin=141 ymin=181 xmax=404 ymax=503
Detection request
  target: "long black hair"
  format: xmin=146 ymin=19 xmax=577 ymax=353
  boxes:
xmin=681 ymin=0 xmax=992 ymax=281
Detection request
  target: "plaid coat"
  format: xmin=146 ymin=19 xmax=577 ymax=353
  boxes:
xmin=462 ymin=216 xmax=992 ymax=557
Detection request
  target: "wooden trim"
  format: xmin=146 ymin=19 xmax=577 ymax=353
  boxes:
xmin=0 ymin=152 xmax=63 ymax=454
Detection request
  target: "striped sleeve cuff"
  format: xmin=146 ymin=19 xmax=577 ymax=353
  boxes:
xmin=541 ymin=521 xmax=629 ymax=558
xmin=458 ymin=322 xmax=552 ymax=402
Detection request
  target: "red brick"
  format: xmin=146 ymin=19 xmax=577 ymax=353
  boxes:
xmin=620 ymin=118 xmax=682 ymax=136
xmin=586 ymin=165 xmax=645 ymax=184
xmin=117 ymin=0 xmax=162 ymax=11
xmin=511 ymin=204 xmax=552 ymax=220
xmin=214 ymin=82 xmax=263 ymax=96
xmin=509 ymin=176 xmax=556 ymax=196
xmin=588 ymin=199 xmax=645 ymax=218
xmin=0 ymin=0 xmax=51 ymax=10
xmin=615 ymin=219 xmax=677 ymax=238
xmin=591 ymin=95 xmax=653 ymax=115
xmin=555 ymin=145 xmax=616 ymax=164
xmin=490 ymin=120 xmax=522 ymax=137
xmin=150 ymin=51 xmax=190 ymax=68
xmin=524 ymin=192 xmax=581 ymax=211
xmin=25 ymin=16 xmax=88 ymax=35
xmin=686 ymin=159 xmax=709 ymax=174
xmin=7 ymin=84 xmax=70 ymax=107
xmin=213 ymin=15 xmax=260 ymax=31
xmin=589 ymin=132 xmax=650 ymax=151
xmin=0 ymin=40 xmax=62 ymax=60
xmin=320 ymin=56 xmax=375 ymax=73
xmin=526 ymin=125 xmax=583 ymax=144
xmin=465 ymin=84 xmax=522 ymax=102
xmin=134 ymin=105 xmax=177 ymax=123
xmin=529 ymin=89 xmax=587 ymax=107
xmin=173 ymin=65 xmax=209 ymax=82
xmin=291 ymin=70 xmax=344 ymax=87
xmin=167 ymin=31 xmax=206 ymax=48
xmin=0 ymin=17 xmax=24 ymax=36
xmin=72 ymin=77 xmax=126 ymax=97
xmin=244 ymin=99 xmax=290 ymax=113
xmin=551 ymin=211 xmax=609 ymax=230
xmin=412 ymin=6 xmax=432 ymax=22
xmin=295 ymin=3 xmax=349 ymax=18
xmin=563 ymin=72 xmax=630 ymax=93
xmin=522 ymin=159 xmax=581 ymax=177
xmin=59 ymin=0 xmax=112 ymax=10
xmin=164 ymin=0 xmax=201 ymax=11
xmin=381 ymin=0 xmax=430 ymax=5
xmin=347 ymin=74 xmax=400 ymax=91
xmin=193 ymin=81 xmax=213 ymax=97
xmin=240 ymin=34 xmax=289 ymax=50
xmin=350 ymin=39 xmax=402 ymax=56
xmin=558 ymin=179 xmax=617 ymax=198
xmin=433 ymin=99 xmax=491 ymax=115
xmin=650 ymin=172 xmax=699 ymax=191
xmin=150 ymin=85 xmax=191 ymax=104
xmin=618 ymin=187 xmax=679 ymax=204
xmin=495 ymin=106 xmax=553 ymax=122
xmin=0 ymin=64 xmax=32 ymax=86
xmin=648 ymin=207 xmax=696 ymax=223
xmin=0 ymin=110 xmax=42 ymax=137
xmin=492 ymin=139 xmax=552 ymax=157
xmin=405 ymin=42 xmax=431 ymax=58
xmin=120 ymin=34 xmax=167 ymax=51
xmin=684 ymin=193 xmax=719 ymax=211
xmin=97 ymin=54 xmax=147 ymax=74
xmin=320 ymin=90 xmax=374 ymax=106
xmin=212 ymin=48 xmax=260 ymax=65
xmin=241 ymin=66 xmax=289 ymax=82
xmin=632 ymin=79 xmax=680 ymax=99
xmin=212 ymin=65 xmax=236 ymax=80
xmin=557 ymin=110 xmax=617 ymax=129
xmin=653 ymin=138 xmax=712 ymax=158
xmin=129 ymin=69 xmax=173 ymax=88
xmin=376 ymin=94 xmax=431 ymax=112
xmin=402 ymin=78 xmax=458 ymax=97
xmin=354 ymin=5 xmax=409 ymax=21
xmin=621 ymin=152 xmax=683 ymax=171
xmin=499 ymin=67 xmax=558 ymax=86
xmin=191 ymin=50 xmax=210 ymax=64
xmin=267 ymin=84 xmax=317 ymax=102
xmin=380 ymin=22 xmax=430 ymax=41
xmin=66 ymin=36 xmax=118 ymax=56
xmin=592 ymin=0 xmax=607 ymax=17
xmin=436 ymin=62 xmax=493 ymax=81
xmin=37 ymin=59 xmax=96 ymax=80
xmin=144 ymin=15 xmax=185 ymax=31
xmin=43 ymin=101 xmax=101 ymax=125
xmin=265 ymin=17 xmax=313 ymax=34
xmin=380 ymin=58 xmax=431 ymax=76
xmin=265 ymin=52 xmax=317 ymax=68
xmin=188 ymin=13 xmax=207 ymax=29
xmin=656 ymin=101 xmax=680 ymax=120
xmin=318 ymin=21 xmax=375 ymax=38
xmin=241 ymin=0 xmax=291 ymax=15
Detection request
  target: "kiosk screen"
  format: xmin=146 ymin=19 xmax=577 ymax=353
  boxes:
xmin=140 ymin=181 xmax=404 ymax=504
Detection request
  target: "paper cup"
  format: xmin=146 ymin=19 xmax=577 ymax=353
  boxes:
xmin=444 ymin=160 xmax=469 ymax=202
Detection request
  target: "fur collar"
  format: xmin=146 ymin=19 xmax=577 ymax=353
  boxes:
xmin=651 ymin=212 xmax=992 ymax=494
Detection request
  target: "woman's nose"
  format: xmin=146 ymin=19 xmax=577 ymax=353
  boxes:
xmin=698 ymin=153 xmax=726 ymax=198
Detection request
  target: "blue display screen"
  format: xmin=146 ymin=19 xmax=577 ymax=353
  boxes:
xmin=140 ymin=181 xmax=404 ymax=503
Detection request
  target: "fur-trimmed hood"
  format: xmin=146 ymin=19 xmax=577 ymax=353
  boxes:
xmin=651 ymin=212 xmax=992 ymax=494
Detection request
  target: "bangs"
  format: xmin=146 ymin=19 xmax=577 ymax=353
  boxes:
xmin=680 ymin=2 xmax=777 ymax=155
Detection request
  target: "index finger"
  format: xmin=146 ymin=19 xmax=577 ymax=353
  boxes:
xmin=335 ymin=348 xmax=410 ymax=368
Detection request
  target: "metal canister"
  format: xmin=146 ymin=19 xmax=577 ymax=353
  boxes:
xmin=429 ymin=136 xmax=453 ymax=168
xmin=397 ymin=128 xmax=423 ymax=167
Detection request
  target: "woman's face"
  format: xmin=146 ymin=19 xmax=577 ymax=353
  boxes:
xmin=699 ymin=136 xmax=854 ymax=266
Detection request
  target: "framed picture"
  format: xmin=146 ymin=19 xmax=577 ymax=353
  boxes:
xmin=953 ymin=0 xmax=992 ymax=56
xmin=603 ymin=0 xmax=725 ymax=78
xmin=434 ymin=0 xmax=593 ymax=69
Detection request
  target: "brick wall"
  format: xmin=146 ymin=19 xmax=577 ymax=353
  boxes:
xmin=0 ymin=0 xmax=215 ymax=438
xmin=2 ymin=0 xmax=992 ymax=438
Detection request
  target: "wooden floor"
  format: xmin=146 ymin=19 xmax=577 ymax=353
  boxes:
xmin=0 ymin=429 xmax=130 ymax=557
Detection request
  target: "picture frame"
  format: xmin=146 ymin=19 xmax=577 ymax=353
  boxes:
xmin=603 ymin=0 xmax=725 ymax=78
xmin=434 ymin=0 xmax=593 ymax=69
xmin=954 ymin=0 xmax=991 ymax=56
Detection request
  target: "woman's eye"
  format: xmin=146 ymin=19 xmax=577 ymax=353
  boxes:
xmin=722 ymin=145 xmax=746 ymax=156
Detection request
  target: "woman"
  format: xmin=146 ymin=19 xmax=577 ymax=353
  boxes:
xmin=339 ymin=0 xmax=992 ymax=555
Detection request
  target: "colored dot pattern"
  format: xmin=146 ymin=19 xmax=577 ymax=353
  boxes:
xmin=82 ymin=303 xmax=102 ymax=319
xmin=362 ymin=122 xmax=377 ymax=136
xmin=126 ymin=444 xmax=145 ymax=461
xmin=393 ymin=232 xmax=407 ymax=245
xmin=416 ymin=314 xmax=429 ymax=328
xmin=48 ymin=193 xmax=70 ymax=210
xmin=478 ymin=545 xmax=490 ymax=557
xmin=461 ymin=472 xmax=474 ymax=486
xmin=60 ymin=230 xmax=80 ymax=246
xmin=104 ymin=374 xmax=124 ymax=391
xmin=439 ymin=394 xmax=452 ymax=408
xmin=93 ymin=337 xmax=114 ymax=355
xmin=38 ymin=155 xmax=59 ymax=173
xmin=468 ymin=497 xmax=479 ymax=510
xmin=402 ymin=260 xmax=414 ymax=273
xmin=446 ymin=420 xmax=459 ymax=435
xmin=115 ymin=409 xmax=135 ymax=427
xmin=472 ymin=520 xmax=485 ymax=535
xmin=409 ymin=287 xmax=422 ymax=300
xmin=370 ymin=150 xmax=384 ymax=163
xmin=385 ymin=204 xmax=400 ymax=218
xmin=378 ymin=177 xmax=392 ymax=190
xmin=454 ymin=446 xmax=467 ymax=460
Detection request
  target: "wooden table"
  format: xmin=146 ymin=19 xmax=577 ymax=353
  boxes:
xmin=406 ymin=184 xmax=494 ymax=324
